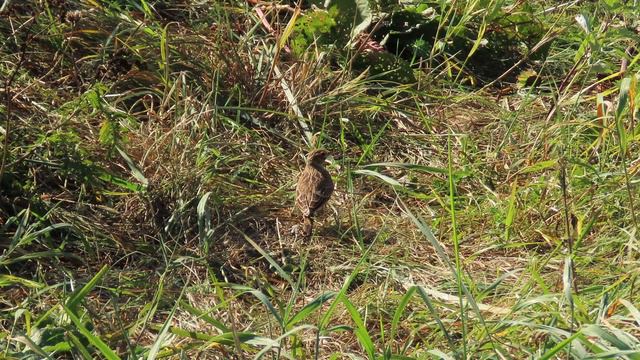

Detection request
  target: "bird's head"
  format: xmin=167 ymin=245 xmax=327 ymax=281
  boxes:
xmin=306 ymin=149 xmax=330 ymax=166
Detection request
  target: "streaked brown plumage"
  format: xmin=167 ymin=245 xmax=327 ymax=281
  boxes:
xmin=295 ymin=149 xmax=334 ymax=237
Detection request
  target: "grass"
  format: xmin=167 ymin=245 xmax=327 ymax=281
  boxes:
xmin=1 ymin=0 xmax=640 ymax=359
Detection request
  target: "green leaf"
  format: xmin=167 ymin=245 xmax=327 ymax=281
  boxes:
xmin=10 ymin=223 xmax=73 ymax=251
xmin=504 ymin=183 xmax=518 ymax=241
xmin=353 ymin=169 xmax=402 ymax=187
xmin=319 ymin=238 xmax=380 ymax=332
xmin=351 ymin=0 xmax=372 ymax=38
xmin=389 ymin=286 xmax=416 ymax=349
xmin=179 ymin=301 xmax=230 ymax=333
xmin=97 ymin=171 xmax=144 ymax=192
xmin=325 ymin=0 xmax=372 ymax=40
xmin=619 ymin=299 xmax=640 ymax=324
xmin=160 ymin=22 xmax=171 ymax=86
xmin=563 ymin=256 xmax=574 ymax=310
xmin=147 ymin=281 xmax=186 ymax=360
xmin=400 ymin=199 xmax=503 ymax=356
xmin=582 ymin=324 xmax=640 ymax=358
xmin=66 ymin=265 xmax=109 ymax=314
xmin=538 ymin=331 xmax=584 ymax=360
xmin=148 ymin=324 xmax=276 ymax=347
xmin=197 ymin=192 xmax=214 ymax=254
xmin=518 ymin=159 xmax=558 ymax=174
xmin=340 ymin=293 xmax=375 ymax=359
xmin=229 ymin=284 xmax=284 ymax=328
xmin=67 ymin=331 xmax=94 ymax=360
xmin=98 ymin=120 xmax=117 ymax=146
xmin=363 ymin=162 xmax=451 ymax=175
xmin=254 ymin=324 xmax=316 ymax=359
xmin=63 ymin=307 xmax=121 ymax=360
xmin=415 ymin=287 xmax=456 ymax=350
xmin=0 ymin=274 xmax=44 ymax=288
xmin=115 ymin=146 xmax=148 ymax=187
xmin=616 ymin=77 xmax=631 ymax=153
xmin=287 ymin=292 xmax=336 ymax=328
xmin=11 ymin=333 xmax=55 ymax=360
xmin=233 ymin=226 xmax=294 ymax=288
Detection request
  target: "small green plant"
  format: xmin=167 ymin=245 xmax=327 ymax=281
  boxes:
xmin=2 ymin=0 xmax=640 ymax=358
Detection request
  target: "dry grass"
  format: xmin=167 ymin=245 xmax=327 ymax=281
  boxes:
xmin=1 ymin=1 xmax=640 ymax=359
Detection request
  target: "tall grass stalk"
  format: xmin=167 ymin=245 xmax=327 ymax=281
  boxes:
xmin=447 ymin=135 xmax=467 ymax=358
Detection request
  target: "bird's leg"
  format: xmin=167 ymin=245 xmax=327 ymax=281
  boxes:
xmin=288 ymin=203 xmax=296 ymax=217
xmin=302 ymin=216 xmax=313 ymax=238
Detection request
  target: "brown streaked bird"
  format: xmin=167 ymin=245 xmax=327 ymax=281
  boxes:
xmin=295 ymin=149 xmax=334 ymax=237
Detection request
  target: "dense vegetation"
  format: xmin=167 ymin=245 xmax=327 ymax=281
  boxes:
xmin=1 ymin=0 xmax=640 ymax=358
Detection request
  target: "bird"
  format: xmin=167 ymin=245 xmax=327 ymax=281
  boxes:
xmin=295 ymin=149 xmax=334 ymax=237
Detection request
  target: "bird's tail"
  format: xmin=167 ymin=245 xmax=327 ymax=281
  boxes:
xmin=302 ymin=217 xmax=313 ymax=237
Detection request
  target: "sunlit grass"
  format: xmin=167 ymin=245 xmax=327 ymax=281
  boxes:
xmin=1 ymin=0 xmax=639 ymax=359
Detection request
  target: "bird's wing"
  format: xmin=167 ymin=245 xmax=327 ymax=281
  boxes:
xmin=296 ymin=170 xmax=314 ymax=217
xmin=307 ymin=176 xmax=333 ymax=214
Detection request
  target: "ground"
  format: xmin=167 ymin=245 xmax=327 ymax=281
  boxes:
xmin=1 ymin=1 xmax=640 ymax=359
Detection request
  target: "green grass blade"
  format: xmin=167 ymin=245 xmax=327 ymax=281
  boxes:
xmin=63 ymin=306 xmax=121 ymax=360
xmin=415 ymin=286 xmax=456 ymax=351
xmin=287 ymin=292 xmax=335 ymax=328
xmin=232 ymin=226 xmax=294 ymax=287
xmin=197 ymin=191 xmax=214 ymax=254
xmin=504 ymin=182 xmax=517 ymax=242
xmin=230 ymin=284 xmax=284 ymax=328
xmin=147 ymin=286 xmax=185 ymax=360
xmin=0 ymin=274 xmax=44 ymax=289
xmin=353 ymin=169 xmax=402 ymax=187
xmin=615 ymin=77 xmax=631 ymax=154
xmin=319 ymin=235 xmax=380 ymax=330
xmin=179 ymin=301 xmax=230 ymax=333
xmin=67 ymin=331 xmax=94 ymax=360
xmin=254 ymin=324 xmax=316 ymax=359
xmin=115 ymin=146 xmax=148 ymax=187
xmin=340 ymin=293 xmax=375 ymax=359
xmin=389 ymin=286 xmax=416 ymax=352
xmin=66 ymin=265 xmax=109 ymax=313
